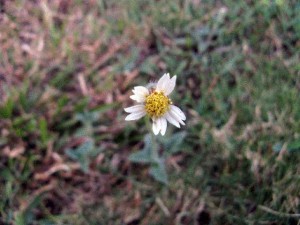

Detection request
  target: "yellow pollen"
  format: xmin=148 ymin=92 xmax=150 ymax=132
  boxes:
xmin=145 ymin=91 xmax=171 ymax=118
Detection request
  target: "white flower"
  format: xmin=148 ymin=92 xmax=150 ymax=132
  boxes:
xmin=124 ymin=73 xmax=186 ymax=136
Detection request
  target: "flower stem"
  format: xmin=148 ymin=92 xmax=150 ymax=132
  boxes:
xmin=145 ymin=117 xmax=159 ymax=161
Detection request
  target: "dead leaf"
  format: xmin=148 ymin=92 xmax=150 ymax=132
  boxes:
xmin=2 ymin=145 xmax=25 ymax=158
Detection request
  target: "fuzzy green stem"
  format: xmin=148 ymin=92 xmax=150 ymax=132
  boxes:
xmin=144 ymin=117 xmax=159 ymax=161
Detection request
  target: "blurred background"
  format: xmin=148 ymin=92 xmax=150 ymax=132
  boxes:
xmin=0 ymin=0 xmax=299 ymax=224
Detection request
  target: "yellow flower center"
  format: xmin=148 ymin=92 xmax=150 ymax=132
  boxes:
xmin=145 ymin=91 xmax=172 ymax=118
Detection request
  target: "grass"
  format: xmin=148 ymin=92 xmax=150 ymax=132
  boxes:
xmin=0 ymin=0 xmax=299 ymax=224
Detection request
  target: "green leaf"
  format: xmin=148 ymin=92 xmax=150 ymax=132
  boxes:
xmin=66 ymin=140 xmax=102 ymax=173
xmin=0 ymin=97 xmax=14 ymax=118
xmin=49 ymin=67 xmax=73 ymax=89
xmin=39 ymin=118 xmax=49 ymax=145
xmin=149 ymin=160 xmax=168 ymax=184
xmin=14 ymin=213 xmax=26 ymax=225
xmin=66 ymin=141 xmax=93 ymax=172
xmin=75 ymin=103 xmax=117 ymax=124
xmin=129 ymin=150 xmax=152 ymax=163
xmin=273 ymin=140 xmax=300 ymax=153
xmin=129 ymin=134 xmax=153 ymax=163
xmin=161 ymin=131 xmax=187 ymax=155
xmin=12 ymin=117 xmax=38 ymax=138
xmin=91 ymin=102 xmax=119 ymax=114
xmin=287 ymin=140 xmax=300 ymax=152
xmin=75 ymin=111 xmax=99 ymax=124
xmin=14 ymin=194 xmax=43 ymax=225
xmin=55 ymin=95 xmax=69 ymax=114
xmin=175 ymin=60 xmax=187 ymax=74
xmin=74 ymin=98 xmax=90 ymax=113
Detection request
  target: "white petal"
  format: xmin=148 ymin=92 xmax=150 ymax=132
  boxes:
xmin=169 ymin=107 xmax=185 ymax=125
xmin=133 ymin=86 xmax=148 ymax=92
xmin=130 ymin=86 xmax=149 ymax=103
xmin=159 ymin=117 xmax=167 ymax=135
xmin=157 ymin=118 xmax=163 ymax=134
xmin=165 ymin=111 xmax=180 ymax=128
xmin=156 ymin=73 xmax=170 ymax=92
xmin=125 ymin=111 xmax=146 ymax=121
xmin=133 ymin=86 xmax=149 ymax=96
xmin=164 ymin=75 xmax=176 ymax=96
xmin=130 ymin=94 xmax=146 ymax=103
xmin=152 ymin=119 xmax=160 ymax=135
xmin=124 ymin=105 xmax=145 ymax=113
xmin=170 ymin=105 xmax=186 ymax=120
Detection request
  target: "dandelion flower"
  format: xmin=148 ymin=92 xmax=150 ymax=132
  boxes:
xmin=124 ymin=73 xmax=186 ymax=135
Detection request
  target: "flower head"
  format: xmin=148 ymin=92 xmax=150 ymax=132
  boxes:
xmin=124 ymin=73 xmax=186 ymax=135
